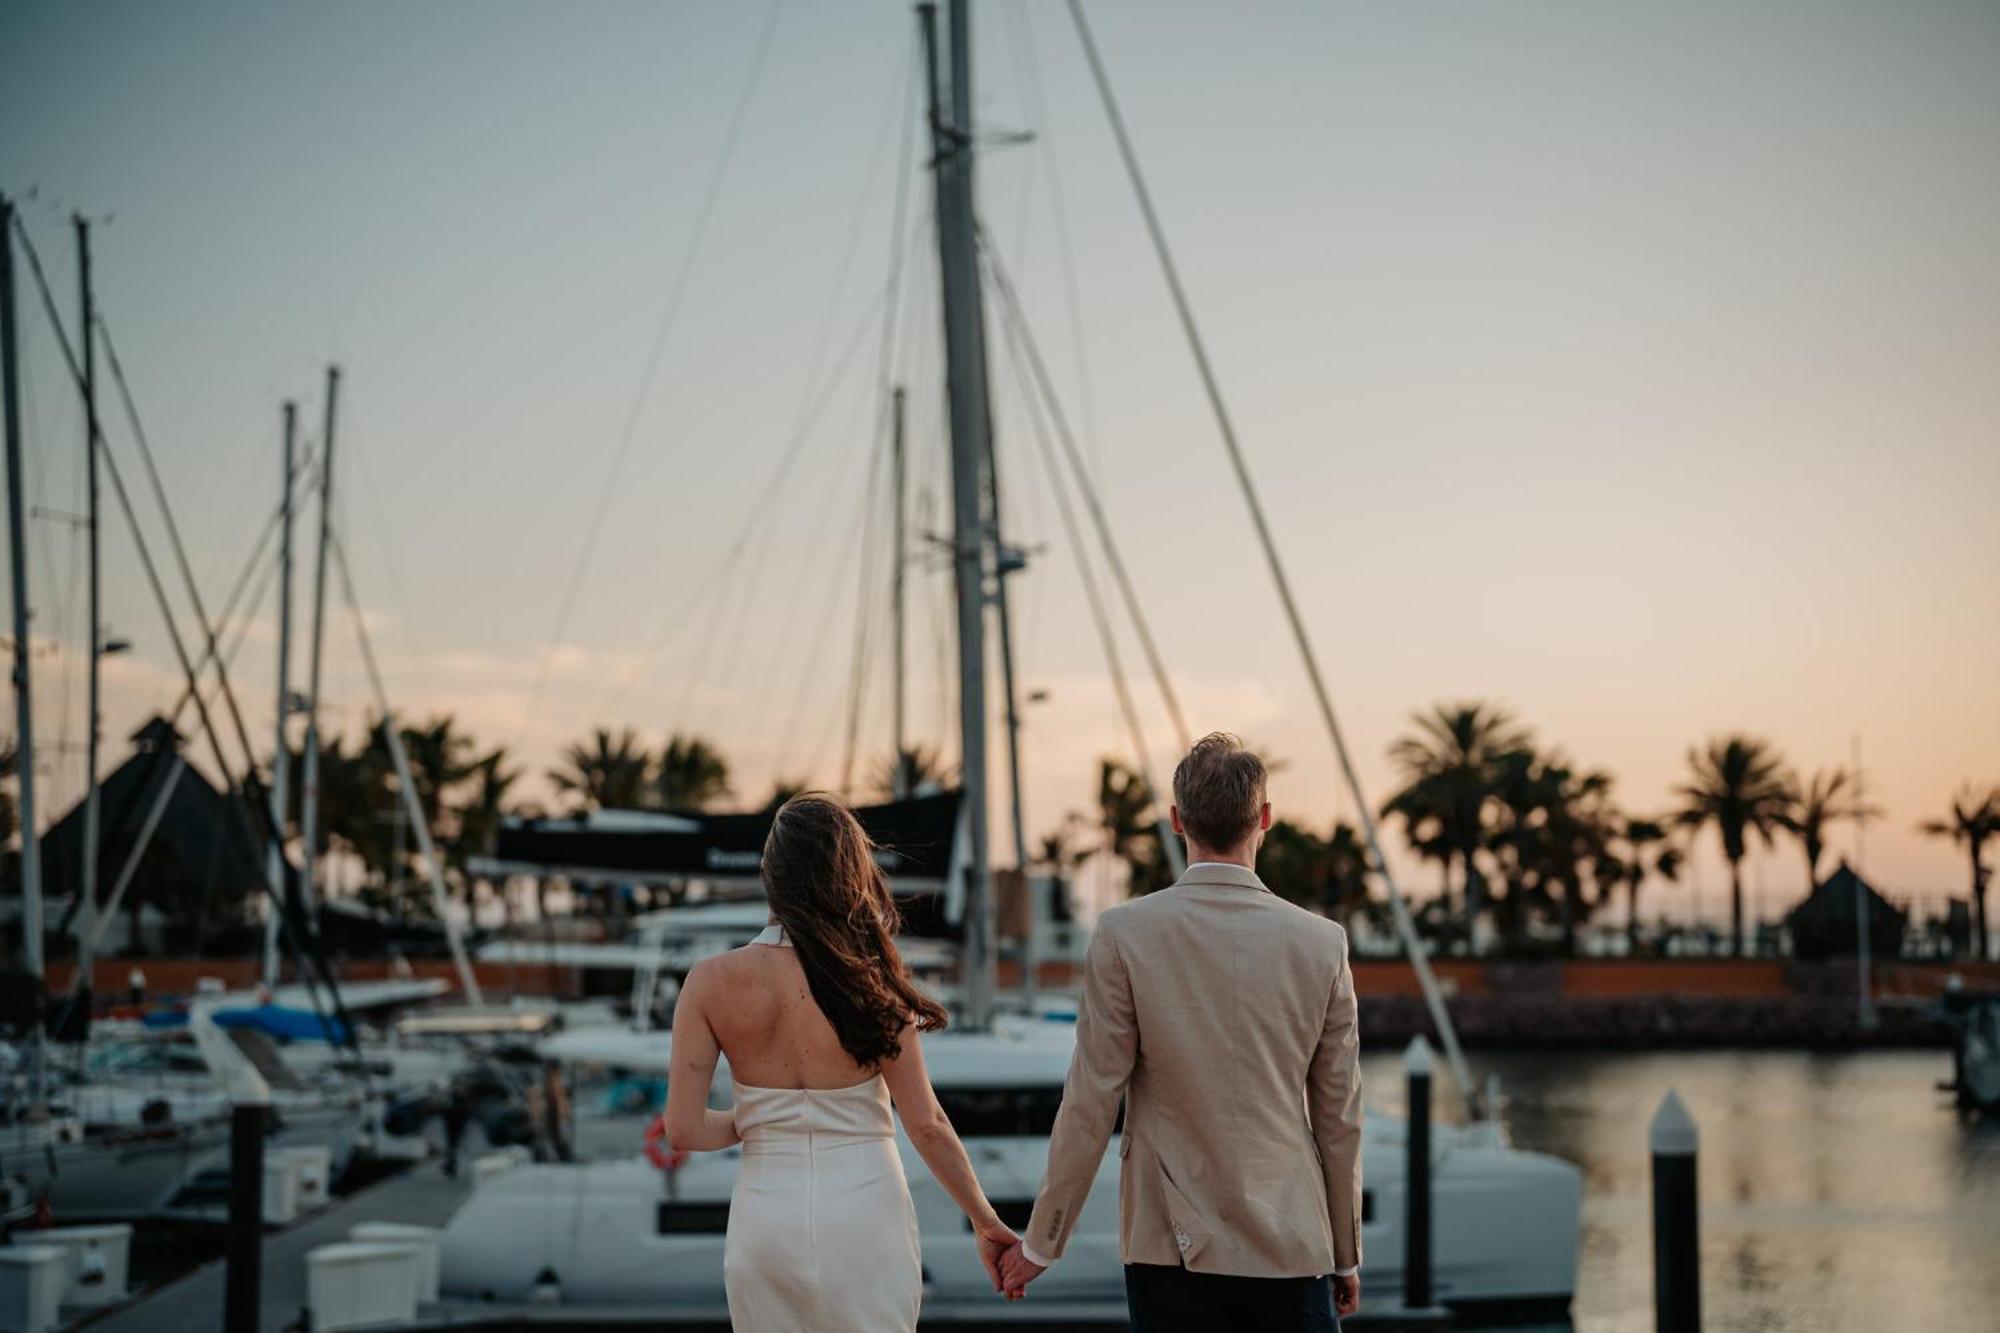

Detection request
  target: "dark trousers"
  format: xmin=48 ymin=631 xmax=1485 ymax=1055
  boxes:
xmin=1125 ymin=1263 xmax=1340 ymax=1333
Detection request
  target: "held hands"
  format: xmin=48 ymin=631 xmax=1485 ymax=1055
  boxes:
xmin=997 ymin=1240 xmax=1046 ymax=1298
xmin=973 ymin=1220 xmax=1025 ymax=1302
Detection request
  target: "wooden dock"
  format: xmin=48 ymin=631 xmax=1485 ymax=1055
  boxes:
xmin=83 ymin=1164 xmax=470 ymax=1333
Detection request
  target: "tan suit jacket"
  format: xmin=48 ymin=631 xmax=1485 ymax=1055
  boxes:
xmin=1024 ymin=861 xmax=1363 ymax=1277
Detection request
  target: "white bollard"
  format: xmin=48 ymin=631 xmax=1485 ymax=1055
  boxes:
xmin=268 ymin=1145 xmax=333 ymax=1211
xmin=348 ymin=1223 xmax=441 ymax=1303
xmin=305 ymin=1241 xmax=422 ymax=1332
xmin=0 ymin=1246 xmax=66 ymax=1333
xmin=262 ymin=1151 xmax=307 ymax=1225
xmin=26 ymin=1224 xmax=132 ymax=1308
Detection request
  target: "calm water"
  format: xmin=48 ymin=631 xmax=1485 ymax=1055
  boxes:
xmin=1356 ymin=1048 xmax=2000 ymax=1333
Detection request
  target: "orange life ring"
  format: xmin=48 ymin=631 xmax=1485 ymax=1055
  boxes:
xmin=643 ymin=1115 xmax=688 ymax=1172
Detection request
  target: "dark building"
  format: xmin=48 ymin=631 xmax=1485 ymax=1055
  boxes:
xmin=37 ymin=716 xmax=264 ymax=955
xmin=1785 ymin=861 xmax=1907 ymax=960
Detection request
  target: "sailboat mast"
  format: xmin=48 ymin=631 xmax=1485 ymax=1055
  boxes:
xmin=890 ymin=385 xmax=908 ymax=798
xmin=74 ymin=215 xmax=103 ymax=995
xmin=264 ymin=401 xmax=296 ymax=987
xmin=2 ymin=195 xmax=48 ymax=1114
xmin=921 ymin=0 xmax=996 ymax=1028
xmin=299 ymin=366 xmax=338 ymax=930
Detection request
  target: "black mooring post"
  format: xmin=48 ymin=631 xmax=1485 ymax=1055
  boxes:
xmin=1403 ymin=1035 xmax=1434 ymax=1311
xmin=225 ymin=1099 xmax=267 ymax=1333
xmin=1651 ymin=1089 xmax=1700 ymax=1333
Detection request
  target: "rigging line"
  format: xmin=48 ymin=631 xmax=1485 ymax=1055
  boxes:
xmin=51 ymin=521 xmax=282 ymax=940
xmin=514 ymin=0 xmax=785 ymax=750
xmin=94 ymin=312 xmax=266 ymax=777
xmin=978 ymin=230 xmax=1189 ymax=750
xmin=673 ymin=490 xmax=784 ymax=741
xmin=12 ymin=221 xmax=361 ymax=1067
xmin=327 ymin=527 xmax=481 ymax=1001
xmin=707 ymin=57 xmax=918 ymax=728
xmin=1014 ymin=1 xmax=1103 ymax=479
xmin=1064 ymin=0 xmax=1476 ymax=1113
xmin=995 ymin=262 xmax=1159 ymax=816
xmin=835 ymin=418 xmax=891 ymax=796
xmin=603 ymin=237 xmax=915 ymax=718
xmin=164 ymin=442 xmax=321 ymax=730
xmin=769 ymin=430 xmax=883 ymax=778
xmin=754 ymin=378 xmax=881 ymax=746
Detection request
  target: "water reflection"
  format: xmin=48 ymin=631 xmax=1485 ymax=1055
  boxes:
xmin=1358 ymin=1049 xmax=1999 ymax=1333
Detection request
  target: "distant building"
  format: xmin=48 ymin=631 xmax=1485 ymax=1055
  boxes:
xmin=1785 ymin=861 xmax=1907 ymax=960
xmin=34 ymin=716 xmax=264 ymax=954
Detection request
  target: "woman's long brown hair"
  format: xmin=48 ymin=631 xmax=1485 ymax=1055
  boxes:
xmin=760 ymin=793 xmax=948 ymax=1067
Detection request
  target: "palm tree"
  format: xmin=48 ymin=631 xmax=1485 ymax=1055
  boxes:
xmin=1606 ymin=815 xmax=1679 ymax=954
xmin=1782 ymin=767 xmax=1880 ymax=893
xmin=455 ymin=748 xmax=521 ymax=865
xmin=1262 ymin=818 xmax=1373 ymax=921
xmin=1485 ymin=751 xmax=1615 ymax=953
xmin=1383 ymin=701 xmax=1530 ymax=953
xmin=548 ymin=727 xmax=652 ymax=812
xmin=1921 ymin=784 xmax=2000 ymax=961
xmin=1097 ymin=758 xmax=1171 ymax=897
xmin=1675 ymin=734 xmax=1791 ymax=955
xmin=870 ymin=744 xmax=957 ymax=800
xmin=656 ymin=733 xmax=732 ymax=811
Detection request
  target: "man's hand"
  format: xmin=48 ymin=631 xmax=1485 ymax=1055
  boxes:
xmin=998 ymin=1242 xmax=1047 ymax=1298
xmin=1333 ymin=1272 xmax=1360 ymax=1317
xmin=973 ymin=1220 xmax=1019 ymax=1298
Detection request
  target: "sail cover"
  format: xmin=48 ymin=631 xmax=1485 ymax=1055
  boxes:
xmin=469 ymin=789 xmax=965 ymax=890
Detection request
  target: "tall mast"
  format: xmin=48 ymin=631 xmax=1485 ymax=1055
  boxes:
xmin=988 ymin=443 xmax=1034 ymax=1011
xmin=921 ymin=0 xmax=996 ymax=1028
xmin=74 ymin=215 xmax=102 ymax=999
xmin=299 ymin=366 xmax=338 ymax=931
xmin=2 ymin=195 xmax=48 ymax=1115
xmin=264 ymin=402 xmax=296 ymax=987
xmin=890 ymin=385 xmax=908 ymax=797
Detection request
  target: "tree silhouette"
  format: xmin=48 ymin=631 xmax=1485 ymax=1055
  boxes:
xmin=1782 ymin=767 xmax=1879 ymax=893
xmin=1675 ymin=735 xmax=1791 ymax=955
xmin=1383 ymin=702 xmax=1531 ymax=954
xmin=1921 ymin=784 xmax=2000 ymax=960
xmin=548 ymin=727 xmax=651 ymax=812
xmin=656 ymin=733 xmax=732 ymax=811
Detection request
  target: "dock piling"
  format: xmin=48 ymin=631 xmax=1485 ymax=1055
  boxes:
xmin=1402 ymin=1035 xmax=1437 ymax=1315
xmin=1650 ymin=1089 xmax=1701 ymax=1333
xmin=225 ymin=1100 xmax=266 ymax=1333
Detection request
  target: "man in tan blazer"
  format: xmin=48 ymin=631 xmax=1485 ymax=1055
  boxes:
xmin=999 ymin=733 xmax=1363 ymax=1330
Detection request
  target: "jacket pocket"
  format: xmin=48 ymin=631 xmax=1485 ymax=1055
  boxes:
xmin=1153 ymin=1153 xmax=1211 ymax=1266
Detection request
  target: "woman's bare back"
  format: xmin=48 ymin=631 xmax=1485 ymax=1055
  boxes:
xmin=701 ymin=933 xmax=879 ymax=1090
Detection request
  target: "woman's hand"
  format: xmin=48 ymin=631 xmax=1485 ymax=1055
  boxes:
xmin=973 ymin=1218 xmax=1023 ymax=1301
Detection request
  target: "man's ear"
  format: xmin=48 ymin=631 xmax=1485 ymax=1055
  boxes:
xmin=1169 ymin=805 xmax=1185 ymax=835
xmin=1259 ymin=802 xmax=1272 ymax=832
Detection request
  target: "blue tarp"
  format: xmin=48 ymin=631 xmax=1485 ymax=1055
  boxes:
xmin=143 ymin=1004 xmax=350 ymax=1044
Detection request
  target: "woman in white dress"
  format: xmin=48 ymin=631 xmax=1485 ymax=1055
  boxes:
xmin=663 ymin=793 xmax=1020 ymax=1331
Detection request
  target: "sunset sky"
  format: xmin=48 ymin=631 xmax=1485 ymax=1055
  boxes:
xmin=5 ymin=0 xmax=1996 ymax=925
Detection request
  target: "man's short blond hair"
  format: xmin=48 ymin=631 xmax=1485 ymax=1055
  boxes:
xmin=1171 ymin=732 xmax=1267 ymax=850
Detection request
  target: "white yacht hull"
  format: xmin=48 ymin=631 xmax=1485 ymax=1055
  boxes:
xmin=439 ymin=1119 xmax=1579 ymax=1318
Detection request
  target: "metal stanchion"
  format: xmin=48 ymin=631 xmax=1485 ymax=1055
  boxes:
xmin=1650 ymin=1089 xmax=1701 ymax=1333
xmin=1404 ymin=1036 xmax=1434 ymax=1311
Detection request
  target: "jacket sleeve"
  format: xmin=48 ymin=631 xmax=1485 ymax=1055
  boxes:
xmin=1024 ymin=914 xmax=1138 ymax=1261
xmin=1306 ymin=924 xmax=1364 ymax=1272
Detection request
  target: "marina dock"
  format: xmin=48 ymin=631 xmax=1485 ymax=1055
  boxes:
xmin=85 ymin=1166 xmax=469 ymax=1333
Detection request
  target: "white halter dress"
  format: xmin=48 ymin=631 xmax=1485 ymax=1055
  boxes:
xmin=723 ymin=925 xmax=922 ymax=1331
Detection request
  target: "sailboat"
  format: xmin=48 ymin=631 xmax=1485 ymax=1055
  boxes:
xmin=434 ymin=1 xmax=1581 ymax=1320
